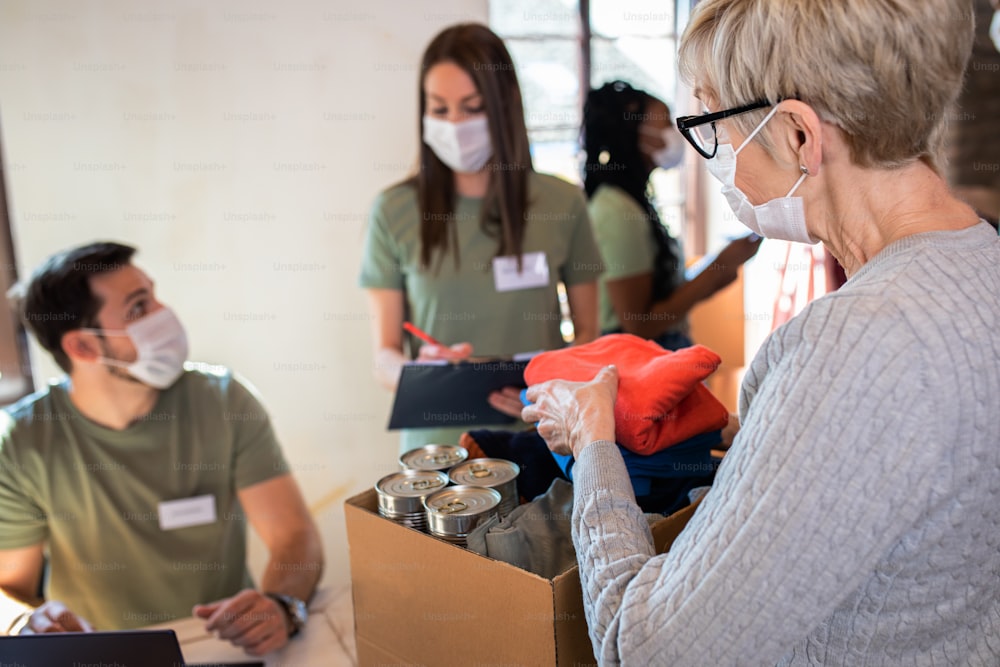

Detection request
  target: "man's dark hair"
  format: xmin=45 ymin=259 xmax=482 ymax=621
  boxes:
xmin=11 ymin=242 xmax=136 ymax=373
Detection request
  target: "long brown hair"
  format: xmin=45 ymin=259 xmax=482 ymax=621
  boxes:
xmin=412 ymin=23 xmax=533 ymax=270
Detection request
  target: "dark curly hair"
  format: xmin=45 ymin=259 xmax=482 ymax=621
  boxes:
xmin=583 ymin=80 xmax=681 ymax=303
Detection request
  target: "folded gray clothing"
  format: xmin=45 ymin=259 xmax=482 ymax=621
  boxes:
xmin=467 ymin=478 xmax=576 ymax=579
xmin=688 ymin=485 xmax=711 ymax=504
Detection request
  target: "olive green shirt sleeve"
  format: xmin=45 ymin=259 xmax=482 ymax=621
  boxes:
xmin=359 ymin=191 xmax=405 ymax=290
xmin=590 ymin=185 xmax=656 ymax=282
xmin=559 ymin=187 xmax=604 ymax=286
xmin=226 ymin=373 xmax=290 ymax=490
xmin=0 ymin=413 xmax=46 ymax=548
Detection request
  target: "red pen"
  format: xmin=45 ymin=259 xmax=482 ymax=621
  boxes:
xmin=403 ymin=321 xmax=444 ymax=347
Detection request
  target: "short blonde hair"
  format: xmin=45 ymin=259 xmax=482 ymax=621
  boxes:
xmin=678 ymin=0 xmax=975 ymax=171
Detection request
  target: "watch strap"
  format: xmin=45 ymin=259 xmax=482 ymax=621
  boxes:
xmin=265 ymin=592 xmax=306 ymax=637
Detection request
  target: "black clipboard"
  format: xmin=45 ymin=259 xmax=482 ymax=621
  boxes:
xmin=387 ymin=357 xmax=530 ymax=430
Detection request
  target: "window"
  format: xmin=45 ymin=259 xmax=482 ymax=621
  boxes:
xmin=0 ymin=131 xmax=33 ymax=406
xmin=490 ymin=0 xmax=690 ymax=239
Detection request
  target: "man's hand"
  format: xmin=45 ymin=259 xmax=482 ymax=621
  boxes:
xmin=19 ymin=600 xmax=93 ymax=634
xmin=193 ymin=589 xmax=290 ymax=656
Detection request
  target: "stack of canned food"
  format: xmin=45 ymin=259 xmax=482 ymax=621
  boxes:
xmin=374 ymin=468 xmax=448 ymax=532
xmin=374 ymin=444 xmax=521 ymax=547
xmin=422 ymin=484 xmax=502 ymax=546
xmin=448 ymin=458 xmax=520 ymax=518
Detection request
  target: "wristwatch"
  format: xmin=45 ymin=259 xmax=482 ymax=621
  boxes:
xmin=265 ymin=592 xmax=308 ymax=637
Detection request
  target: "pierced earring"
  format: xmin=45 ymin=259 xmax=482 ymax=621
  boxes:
xmin=800 ymin=165 xmax=809 ymax=175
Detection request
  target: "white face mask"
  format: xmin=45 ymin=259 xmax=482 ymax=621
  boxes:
xmin=84 ymin=307 xmax=189 ymax=389
xmin=649 ymin=126 xmax=686 ymax=171
xmin=422 ymin=115 xmax=493 ymax=173
xmin=991 ymin=10 xmax=1000 ymax=54
xmin=705 ymin=105 xmax=818 ymax=245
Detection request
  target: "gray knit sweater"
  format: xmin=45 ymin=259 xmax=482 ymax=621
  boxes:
xmin=572 ymin=223 xmax=1000 ymax=666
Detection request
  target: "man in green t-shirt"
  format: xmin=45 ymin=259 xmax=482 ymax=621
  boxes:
xmin=0 ymin=242 xmax=323 ymax=657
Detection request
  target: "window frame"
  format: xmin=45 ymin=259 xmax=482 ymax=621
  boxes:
xmin=491 ymin=0 xmax=708 ymax=255
xmin=0 ymin=119 xmax=34 ymax=406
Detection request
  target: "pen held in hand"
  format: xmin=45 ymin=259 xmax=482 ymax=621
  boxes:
xmin=403 ymin=321 xmax=445 ymax=347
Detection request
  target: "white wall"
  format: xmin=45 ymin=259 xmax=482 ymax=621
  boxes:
xmin=0 ymin=0 xmax=488 ymax=593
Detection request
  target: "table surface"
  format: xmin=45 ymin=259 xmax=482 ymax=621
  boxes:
xmin=149 ymin=586 xmax=357 ymax=666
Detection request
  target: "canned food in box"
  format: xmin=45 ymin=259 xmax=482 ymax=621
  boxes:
xmin=375 ymin=469 xmax=449 ymax=532
xmin=448 ymin=458 xmax=520 ymax=517
xmin=399 ymin=444 xmax=468 ymax=472
xmin=423 ymin=485 xmax=501 ymax=547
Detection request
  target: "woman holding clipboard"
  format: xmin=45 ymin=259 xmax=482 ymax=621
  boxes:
xmin=360 ymin=23 xmax=601 ymax=453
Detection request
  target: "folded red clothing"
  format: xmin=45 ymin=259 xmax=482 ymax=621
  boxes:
xmin=524 ymin=334 xmax=729 ymax=454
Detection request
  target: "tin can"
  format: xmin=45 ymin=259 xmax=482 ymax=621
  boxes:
xmin=399 ymin=444 xmax=468 ymax=473
xmin=375 ymin=469 xmax=449 ymax=532
xmin=448 ymin=458 xmax=520 ymax=517
xmin=423 ymin=485 xmax=501 ymax=547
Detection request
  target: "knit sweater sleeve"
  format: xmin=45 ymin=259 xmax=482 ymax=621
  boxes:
xmin=571 ymin=293 xmax=945 ymax=666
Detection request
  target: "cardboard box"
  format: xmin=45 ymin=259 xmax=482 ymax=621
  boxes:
xmin=345 ymin=488 xmax=699 ymax=667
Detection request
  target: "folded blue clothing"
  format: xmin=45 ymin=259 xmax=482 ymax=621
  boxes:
xmin=519 ymin=388 xmax=720 ymax=500
xmin=551 ymin=430 xmax=721 ymax=496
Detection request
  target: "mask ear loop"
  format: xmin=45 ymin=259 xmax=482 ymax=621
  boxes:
xmin=734 ymin=104 xmax=781 ymax=155
xmin=75 ymin=328 xmax=131 ymax=372
xmin=785 ymin=166 xmax=809 ymax=197
xmin=78 ymin=328 xmax=129 ymax=337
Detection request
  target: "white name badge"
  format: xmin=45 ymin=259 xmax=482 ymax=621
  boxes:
xmin=158 ymin=494 xmax=217 ymax=531
xmin=492 ymin=252 xmax=550 ymax=292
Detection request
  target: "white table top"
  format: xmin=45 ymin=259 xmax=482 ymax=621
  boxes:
xmin=148 ymin=586 xmax=357 ymax=666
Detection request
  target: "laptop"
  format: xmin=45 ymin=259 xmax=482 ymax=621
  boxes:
xmin=0 ymin=629 xmax=264 ymax=667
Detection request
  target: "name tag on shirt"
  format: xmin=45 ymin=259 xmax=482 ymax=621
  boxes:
xmin=158 ymin=494 xmax=217 ymax=531
xmin=492 ymin=252 xmax=550 ymax=292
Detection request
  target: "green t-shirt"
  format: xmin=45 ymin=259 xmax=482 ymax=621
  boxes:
xmin=589 ymin=184 xmax=687 ymax=334
xmin=0 ymin=364 xmax=289 ymax=630
xmin=589 ymin=184 xmax=658 ymax=333
xmin=360 ymin=171 xmax=602 ymax=453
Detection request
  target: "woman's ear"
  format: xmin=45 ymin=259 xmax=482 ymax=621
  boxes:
xmin=775 ymin=99 xmax=823 ymax=176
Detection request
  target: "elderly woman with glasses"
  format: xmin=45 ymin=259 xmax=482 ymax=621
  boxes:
xmin=523 ymin=0 xmax=1000 ymax=664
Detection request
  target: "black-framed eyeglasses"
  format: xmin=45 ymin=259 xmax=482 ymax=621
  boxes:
xmin=675 ymin=99 xmax=772 ymax=159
